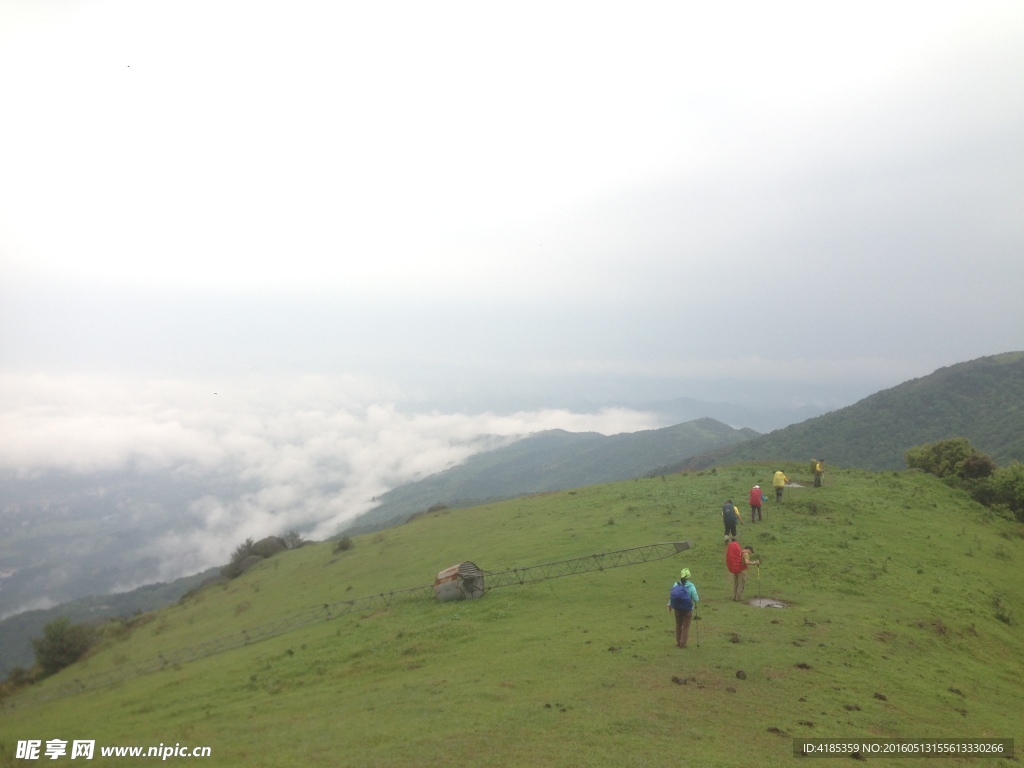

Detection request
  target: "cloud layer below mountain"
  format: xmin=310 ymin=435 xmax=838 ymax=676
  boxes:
xmin=1 ymin=373 xmax=659 ymax=585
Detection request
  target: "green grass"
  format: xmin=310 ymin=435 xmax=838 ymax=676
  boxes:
xmin=2 ymin=463 xmax=1022 ymax=767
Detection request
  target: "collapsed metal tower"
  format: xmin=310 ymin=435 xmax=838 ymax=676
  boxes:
xmin=446 ymin=540 xmax=693 ymax=596
xmin=14 ymin=541 xmax=691 ymax=706
xmin=320 ymin=541 xmax=693 ymax=612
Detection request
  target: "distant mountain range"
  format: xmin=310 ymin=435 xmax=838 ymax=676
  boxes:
xmin=349 ymin=352 xmax=1024 ymax=533
xmin=639 ymin=397 xmax=824 ymax=433
xmin=673 ymin=352 xmax=1024 ymax=472
xmin=345 ymin=417 xmax=757 ymax=533
xmin=410 ymin=392 xmax=825 ymax=433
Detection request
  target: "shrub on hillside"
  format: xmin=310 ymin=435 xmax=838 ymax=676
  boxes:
xmin=333 ymin=535 xmax=354 ymax=554
xmin=904 ymin=438 xmax=995 ymax=480
xmin=6 ymin=666 xmax=36 ymax=687
xmin=1 ymin=665 xmax=38 ymax=698
xmin=221 ymin=537 xmax=258 ymax=579
xmin=980 ymin=463 xmax=1024 ymax=522
xmin=960 ymin=452 xmax=998 ymax=480
xmin=907 ymin=438 xmax=1024 ymax=523
xmin=31 ymin=617 xmax=96 ymax=678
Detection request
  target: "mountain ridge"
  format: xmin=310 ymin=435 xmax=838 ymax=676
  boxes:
xmin=673 ymin=351 xmax=1024 ymax=472
xmin=345 ymin=417 xmax=757 ymax=533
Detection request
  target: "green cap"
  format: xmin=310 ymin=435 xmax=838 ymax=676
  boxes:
xmin=679 ymin=568 xmax=691 ymax=580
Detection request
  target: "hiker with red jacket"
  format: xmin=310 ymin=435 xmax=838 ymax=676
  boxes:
xmin=748 ymin=485 xmax=766 ymax=523
xmin=726 ymin=541 xmax=760 ymax=601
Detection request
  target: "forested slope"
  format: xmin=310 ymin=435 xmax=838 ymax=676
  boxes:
xmin=678 ymin=352 xmax=1024 ymax=471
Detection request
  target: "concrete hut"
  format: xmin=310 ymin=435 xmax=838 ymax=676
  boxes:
xmin=433 ymin=561 xmax=485 ymax=602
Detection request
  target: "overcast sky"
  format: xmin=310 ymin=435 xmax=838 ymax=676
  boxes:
xmin=1 ymin=1 xmax=1023 ymax=575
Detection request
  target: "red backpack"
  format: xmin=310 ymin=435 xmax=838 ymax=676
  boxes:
xmin=726 ymin=541 xmax=744 ymax=574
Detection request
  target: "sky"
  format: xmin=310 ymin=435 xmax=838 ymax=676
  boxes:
xmin=1 ymin=1 xmax=1023 ymax=589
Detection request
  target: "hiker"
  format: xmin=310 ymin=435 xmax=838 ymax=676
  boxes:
xmin=814 ymin=459 xmax=825 ymax=487
xmin=722 ymin=499 xmax=742 ymax=543
xmin=667 ymin=568 xmax=699 ymax=648
xmin=741 ymin=546 xmax=760 ymax=600
xmin=772 ymin=469 xmax=789 ymax=503
xmin=726 ymin=541 xmax=760 ymax=601
xmin=749 ymin=485 xmax=766 ymax=523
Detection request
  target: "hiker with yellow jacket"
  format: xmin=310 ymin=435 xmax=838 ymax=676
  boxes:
xmin=772 ymin=470 xmax=789 ymax=503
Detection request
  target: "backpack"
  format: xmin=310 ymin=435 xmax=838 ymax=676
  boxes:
xmin=726 ymin=541 xmax=744 ymax=574
xmin=669 ymin=582 xmax=693 ymax=611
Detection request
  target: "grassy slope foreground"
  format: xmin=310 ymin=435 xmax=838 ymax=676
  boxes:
xmin=1 ymin=464 xmax=1022 ymax=767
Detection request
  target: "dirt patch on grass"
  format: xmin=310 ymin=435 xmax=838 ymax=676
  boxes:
xmin=671 ymin=675 xmax=699 ymax=686
xmin=749 ymin=597 xmax=787 ymax=608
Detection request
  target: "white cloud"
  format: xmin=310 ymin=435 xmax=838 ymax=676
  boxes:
xmin=1 ymin=2 xmax=1021 ymax=383
xmin=3 ymin=1 xmax=1020 ymax=300
xmin=0 ymin=373 xmax=659 ymax=581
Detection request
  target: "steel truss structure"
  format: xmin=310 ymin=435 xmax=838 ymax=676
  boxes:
xmin=12 ymin=541 xmax=690 ymax=707
xmin=483 ymin=541 xmax=692 ymax=589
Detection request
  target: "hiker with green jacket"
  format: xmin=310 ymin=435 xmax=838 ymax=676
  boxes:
xmin=667 ymin=568 xmax=699 ymax=648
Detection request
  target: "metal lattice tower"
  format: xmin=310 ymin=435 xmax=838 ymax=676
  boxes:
xmin=482 ymin=541 xmax=692 ymax=589
xmin=12 ymin=541 xmax=691 ymax=707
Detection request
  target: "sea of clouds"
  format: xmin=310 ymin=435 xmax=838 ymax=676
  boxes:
xmin=0 ymin=373 xmax=659 ymax=588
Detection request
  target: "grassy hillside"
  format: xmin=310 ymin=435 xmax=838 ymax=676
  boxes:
xmin=1 ymin=464 xmax=1021 ymax=767
xmin=349 ymin=418 xmax=756 ymax=532
xmin=678 ymin=352 xmax=1024 ymax=472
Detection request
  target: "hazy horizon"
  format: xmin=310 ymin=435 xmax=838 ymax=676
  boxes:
xmin=2 ymin=1 xmax=1023 ymax=612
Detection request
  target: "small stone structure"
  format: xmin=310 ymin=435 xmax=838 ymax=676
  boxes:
xmin=433 ymin=562 xmax=486 ymax=602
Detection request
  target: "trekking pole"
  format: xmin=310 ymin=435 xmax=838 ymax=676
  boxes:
xmin=757 ymin=564 xmax=761 ymax=601
xmin=694 ymin=607 xmax=699 ymax=648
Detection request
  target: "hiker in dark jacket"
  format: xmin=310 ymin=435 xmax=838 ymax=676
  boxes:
xmin=667 ymin=568 xmax=699 ymax=648
xmin=722 ymin=500 xmax=741 ymax=543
